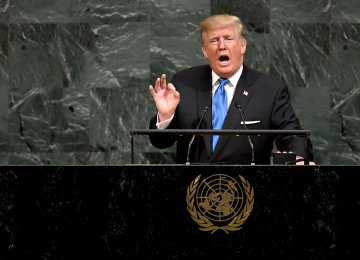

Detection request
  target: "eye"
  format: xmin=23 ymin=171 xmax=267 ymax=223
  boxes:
xmin=209 ymin=38 xmax=218 ymax=44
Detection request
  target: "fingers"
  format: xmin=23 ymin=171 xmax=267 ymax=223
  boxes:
xmin=155 ymin=77 xmax=161 ymax=92
xmin=150 ymin=74 xmax=179 ymax=100
xmin=295 ymin=161 xmax=315 ymax=165
xmin=152 ymin=74 xmax=176 ymax=91
xmin=167 ymin=83 xmax=176 ymax=91
xmin=149 ymin=85 xmax=157 ymax=99
xmin=154 ymin=74 xmax=167 ymax=93
xmin=160 ymin=74 xmax=167 ymax=89
xmin=170 ymin=84 xmax=180 ymax=99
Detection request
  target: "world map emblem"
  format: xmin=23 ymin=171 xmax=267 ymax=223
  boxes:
xmin=186 ymin=174 xmax=254 ymax=233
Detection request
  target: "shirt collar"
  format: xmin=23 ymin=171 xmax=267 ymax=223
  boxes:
xmin=211 ymin=65 xmax=243 ymax=87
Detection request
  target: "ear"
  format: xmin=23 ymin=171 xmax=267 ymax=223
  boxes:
xmin=240 ymin=39 xmax=247 ymax=55
xmin=202 ymin=46 xmax=208 ymax=59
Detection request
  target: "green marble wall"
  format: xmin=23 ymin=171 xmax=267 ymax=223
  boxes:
xmin=0 ymin=0 xmax=359 ymax=165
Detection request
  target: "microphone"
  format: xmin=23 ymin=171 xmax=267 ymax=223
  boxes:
xmin=186 ymin=106 xmax=209 ymax=165
xmin=235 ymin=103 xmax=255 ymax=165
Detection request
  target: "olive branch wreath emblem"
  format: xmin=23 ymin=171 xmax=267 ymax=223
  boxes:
xmin=186 ymin=174 xmax=254 ymax=234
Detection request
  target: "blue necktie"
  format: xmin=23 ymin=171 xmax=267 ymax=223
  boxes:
xmin=212 ymin=78 xmax=230 ymax=151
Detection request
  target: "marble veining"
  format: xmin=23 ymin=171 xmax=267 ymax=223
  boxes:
xmin=0 ymin=0 xmax=358 ymax=165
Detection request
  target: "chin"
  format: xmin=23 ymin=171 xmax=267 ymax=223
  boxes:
xmin=217 ymin=69 xmax=233 ymax=78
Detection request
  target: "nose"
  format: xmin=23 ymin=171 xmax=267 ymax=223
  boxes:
xmin=219 ymin=38 xmax=226 ymax=50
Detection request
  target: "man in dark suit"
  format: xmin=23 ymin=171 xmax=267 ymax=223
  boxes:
xmin=148 ymin=14 xmax=313 ymax=165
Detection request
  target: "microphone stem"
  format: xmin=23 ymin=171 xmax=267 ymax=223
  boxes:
xmin=236 ymin=105 xmax=255 ymax=165
xmin=186 ymin=106 xmax=209 ymax=165
xmin=248 ymin=137 xmax=255 ymax=165
xmin=186 ymin=135 xmax=196 ymax=165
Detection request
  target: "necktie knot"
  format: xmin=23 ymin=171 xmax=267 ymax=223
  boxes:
xmin=218 ymin=78 xmax=229 ymax=93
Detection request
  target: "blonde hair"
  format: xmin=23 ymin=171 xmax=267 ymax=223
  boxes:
xmin=200 ymin=14 xmax=245 ymax=44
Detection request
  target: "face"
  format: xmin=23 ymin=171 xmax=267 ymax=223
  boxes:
xmin=201 ymin=23 xmax=246 ymax=78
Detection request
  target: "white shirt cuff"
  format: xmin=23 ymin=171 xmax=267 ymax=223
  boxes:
xmin=156 ymin=113 xmax=174 ymax=129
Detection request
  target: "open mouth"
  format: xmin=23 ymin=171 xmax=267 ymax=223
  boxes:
xmin=218 ymin=55 xmax=230 ymax=64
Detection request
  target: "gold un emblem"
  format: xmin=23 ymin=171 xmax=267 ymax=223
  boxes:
xmin=186 ymin=174 xmax=254 ymax=234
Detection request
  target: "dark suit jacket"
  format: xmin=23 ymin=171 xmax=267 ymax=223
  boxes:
xmin=149 ymin=65 xmax=313 ymax=164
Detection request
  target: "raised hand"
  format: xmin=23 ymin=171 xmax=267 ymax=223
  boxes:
xmin=149 ymin=74 xmax=180 ymax=122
